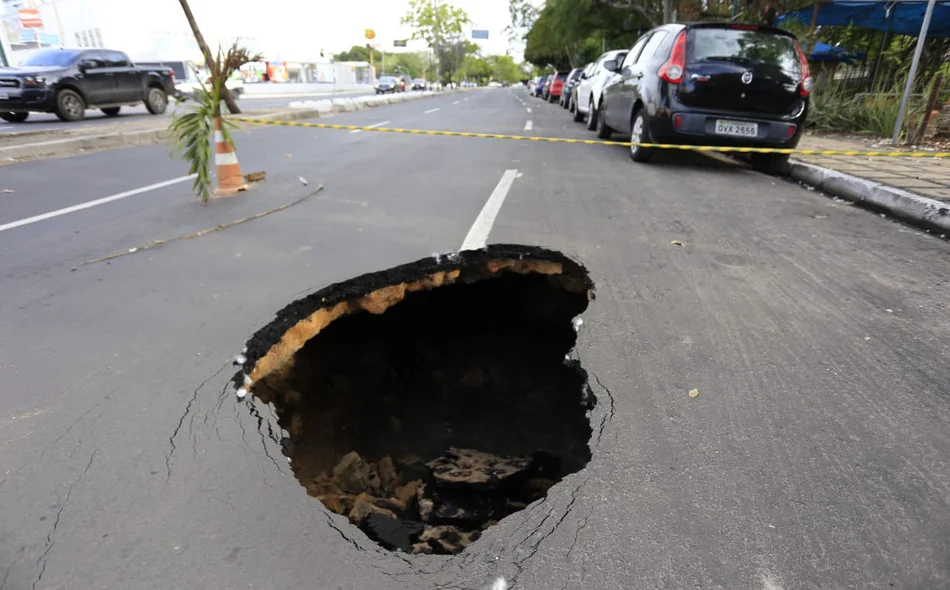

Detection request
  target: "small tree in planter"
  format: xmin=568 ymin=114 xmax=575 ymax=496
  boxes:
xmin=167 ymin=43 xmax=262 ymax=202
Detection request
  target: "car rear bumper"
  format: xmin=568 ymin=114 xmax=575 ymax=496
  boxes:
xmin=0 ymin=88 xmax=56 ymax=112
xmin=651 ymin=110 xmax=803 ymax=148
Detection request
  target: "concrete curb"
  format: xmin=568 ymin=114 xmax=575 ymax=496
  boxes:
xmin=788 ymin=159 xmax=950 ymax=232
xmin=0 ymin=90 xmax=469 ymax=163
xmin=0 ymin=127 xmax=168 ymax=161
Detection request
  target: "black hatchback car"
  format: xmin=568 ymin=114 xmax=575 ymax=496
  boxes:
xmin=598 ymin=22 xmax=812 ymax=173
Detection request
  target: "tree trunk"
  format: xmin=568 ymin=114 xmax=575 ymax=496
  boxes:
xmin=176 ymin=0 xmax=242 ymax=114
xmin=220 ymin=87 xmax=241 ymax=114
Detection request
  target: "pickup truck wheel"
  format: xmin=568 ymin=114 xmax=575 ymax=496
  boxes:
xmin=0 ymin=112 xmax=28 ymax=123
xmin=54 ymin=90 xmax=85 ymax=122
xmin=101 ymin=107 xmax=121 ymax=117
xmin=145 ymin=88 xmax=168 ymax=115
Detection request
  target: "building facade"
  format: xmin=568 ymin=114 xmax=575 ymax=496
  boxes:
xmin=0 ymin=0 xmax=258 ymax=65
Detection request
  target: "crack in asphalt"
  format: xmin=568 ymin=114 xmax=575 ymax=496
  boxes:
xmin=591 ymin=373 xmax=617 ymax=445
xmin=166 ymin=363 xmax=228 ymax=481
xmin=1 ymin=565 xmax=9 ymax=590
xmin=0 ymin=386 xmax=116 ymax=489
xmin=245 ymin=400 xmax=285 ymax=475
xmin=33 ymin=449 xmax=97 ymax=590
xmin=507 ymin=480 xmax=585 ymax=589
xmin=566 ymin=504 xmax=595 ymax=559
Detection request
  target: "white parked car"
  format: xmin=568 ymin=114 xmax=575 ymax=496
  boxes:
xmin=174 ymin=76 xmax=244 ymax=100
xmin=573 ymin=49 xmax=627 ymax=130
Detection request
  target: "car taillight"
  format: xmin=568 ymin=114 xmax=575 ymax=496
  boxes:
xmin=659 ymin=31 xmax=687 ymax=84
xmin=795 ymin=40 xmax=813 ymax=97
xmin=170 ymin=70 xmax=175 ymax=83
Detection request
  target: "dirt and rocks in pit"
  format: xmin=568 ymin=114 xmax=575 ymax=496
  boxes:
xmin=309 ymin=447 xmax=562 ymax=554
xmin=246 ymin=251 xmax=595 ymax=554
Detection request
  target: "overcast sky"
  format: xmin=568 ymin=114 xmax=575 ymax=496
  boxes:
xmin=190 ymin=0 xmax=525 ymax=61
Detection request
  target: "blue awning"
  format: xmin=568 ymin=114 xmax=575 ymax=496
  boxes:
xmin=775 ymin=1 xmax=950 ymax=37
xmin=810 ymin=41 xmax=868 ymax=61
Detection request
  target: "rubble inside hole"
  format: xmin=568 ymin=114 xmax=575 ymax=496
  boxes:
xmin=241 ymin=245 xmax=595 ymax=555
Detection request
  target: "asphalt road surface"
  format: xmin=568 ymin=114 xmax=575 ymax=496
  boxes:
xmin=0 ymin=88 xmax=378 ymax=135
xmin=1 ymin=87 xmax=949 ymax=590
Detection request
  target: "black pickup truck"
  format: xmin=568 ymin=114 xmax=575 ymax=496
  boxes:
xmin=0 ymin=48 xmax=175 ymax=123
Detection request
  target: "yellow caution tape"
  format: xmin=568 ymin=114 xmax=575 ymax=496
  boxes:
xmin=232 ymin=117 xmax=950 ymax=158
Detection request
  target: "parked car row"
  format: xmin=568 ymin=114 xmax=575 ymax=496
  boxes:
xmin=528 ymin=22 xmax=812 ymax=173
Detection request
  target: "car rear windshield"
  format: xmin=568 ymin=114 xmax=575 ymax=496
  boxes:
xmin=687 ymin=27 xmax=800 ymax=73
xmin=21 ymin=50 xmax=80 ymax=67
xmin=379 ymin=77 xmax=396 ymax=83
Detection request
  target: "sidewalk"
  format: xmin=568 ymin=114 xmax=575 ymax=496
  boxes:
xmin=243 ymin=83 xmax=371 ymax=99
xmin=795 ymin=134 xmax=950 ymax=204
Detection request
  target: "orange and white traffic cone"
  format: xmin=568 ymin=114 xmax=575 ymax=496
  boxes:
xmin=214 ymin=116 xmax=247 ymax=196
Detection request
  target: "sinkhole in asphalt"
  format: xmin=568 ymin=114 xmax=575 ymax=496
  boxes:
xmin=239 ymin=245 xmax=595 ymax=555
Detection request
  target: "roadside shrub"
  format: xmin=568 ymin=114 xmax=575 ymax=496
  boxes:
xmin=808 ymin=78 xmax=926 ymax=140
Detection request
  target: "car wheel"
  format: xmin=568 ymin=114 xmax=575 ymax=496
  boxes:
xmin=145 ymin=87 xmax=167 ymax=114
xmin=629 ymin=109 xmax=656 ymax=163
xmin=750 ymin=153 xmax=791 ymax=175
xmin=101 ymin=107 xmax=121 ymax=117
xmin=585 ymin=96 xmax=597 ymax=131
xmin=572 ymin=98 xmax=584 ymax=122
xmin=0 ymin=112 xmax=28 ymax=123
xmin=595 ymin=101 xmax=612 ymax=139
xmin=548 ymin=93 xmax=555 ymax=103
xmin=54 ymin=89 xmax=85 ymax=122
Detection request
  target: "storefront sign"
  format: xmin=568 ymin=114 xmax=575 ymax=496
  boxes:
xmin=18 ymin=9 xmax=43 ymax=29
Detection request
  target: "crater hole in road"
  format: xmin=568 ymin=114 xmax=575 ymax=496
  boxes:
xmin=240 ymin=245 xmax=596 ymax=555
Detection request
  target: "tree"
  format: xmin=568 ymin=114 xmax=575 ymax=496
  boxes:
xmin=506 ymin=0 xmax=540 ymax=49
xmin=402 ymin=0 xmax=471 ymax=82
xmin=524 ymin=0 xmax=648 ymax=69
xmin=167 ymin=43 xmax=260 ymax=202
xmin=334 ymin=45 xmax=383 ymax=64
xmin=177 ymin=0 xmax=247 ymax=114
xmin=486 ymin=55 xmax=523 ymax=83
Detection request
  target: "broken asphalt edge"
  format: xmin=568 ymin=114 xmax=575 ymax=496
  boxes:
xmin=788 ymin=159 xmax=950 ymax=232
xmin=232 ymin=244 xmax=594 ymax=392
xmin=0 ymin=89 xmax=472 ymax=163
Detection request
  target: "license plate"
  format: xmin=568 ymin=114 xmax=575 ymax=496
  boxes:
xmin=715 ymin=119 xmax=757 ymax=137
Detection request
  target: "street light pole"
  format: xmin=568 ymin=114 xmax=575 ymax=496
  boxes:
xmin=892 ymin=0 xmax=937 ymax=144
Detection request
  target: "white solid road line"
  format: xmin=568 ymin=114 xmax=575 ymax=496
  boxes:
xmin=350 ymin=120 xmax=390 ymax=134
xmin=524 ymin=120 xmax=533 ymax=131
xmin=460 ymin=169 xmax=518 ymax=251
xmin=0 ymin=175 xmax=196 ymax=233
xmin=424 ymin=107 xmax=440 ymax=114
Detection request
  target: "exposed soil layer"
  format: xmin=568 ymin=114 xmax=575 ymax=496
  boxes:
xmin=241 ymin=246 xmax=595 ymax=554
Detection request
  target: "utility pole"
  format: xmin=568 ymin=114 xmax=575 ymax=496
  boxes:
xmin=893 ymin=0 xmax=937 ymax=144
xmin=663 ymin=0 xmax=673 ymax=23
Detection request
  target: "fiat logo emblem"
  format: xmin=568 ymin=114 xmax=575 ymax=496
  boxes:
xmin=741 ymin=71 xmax=753 ymax=84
